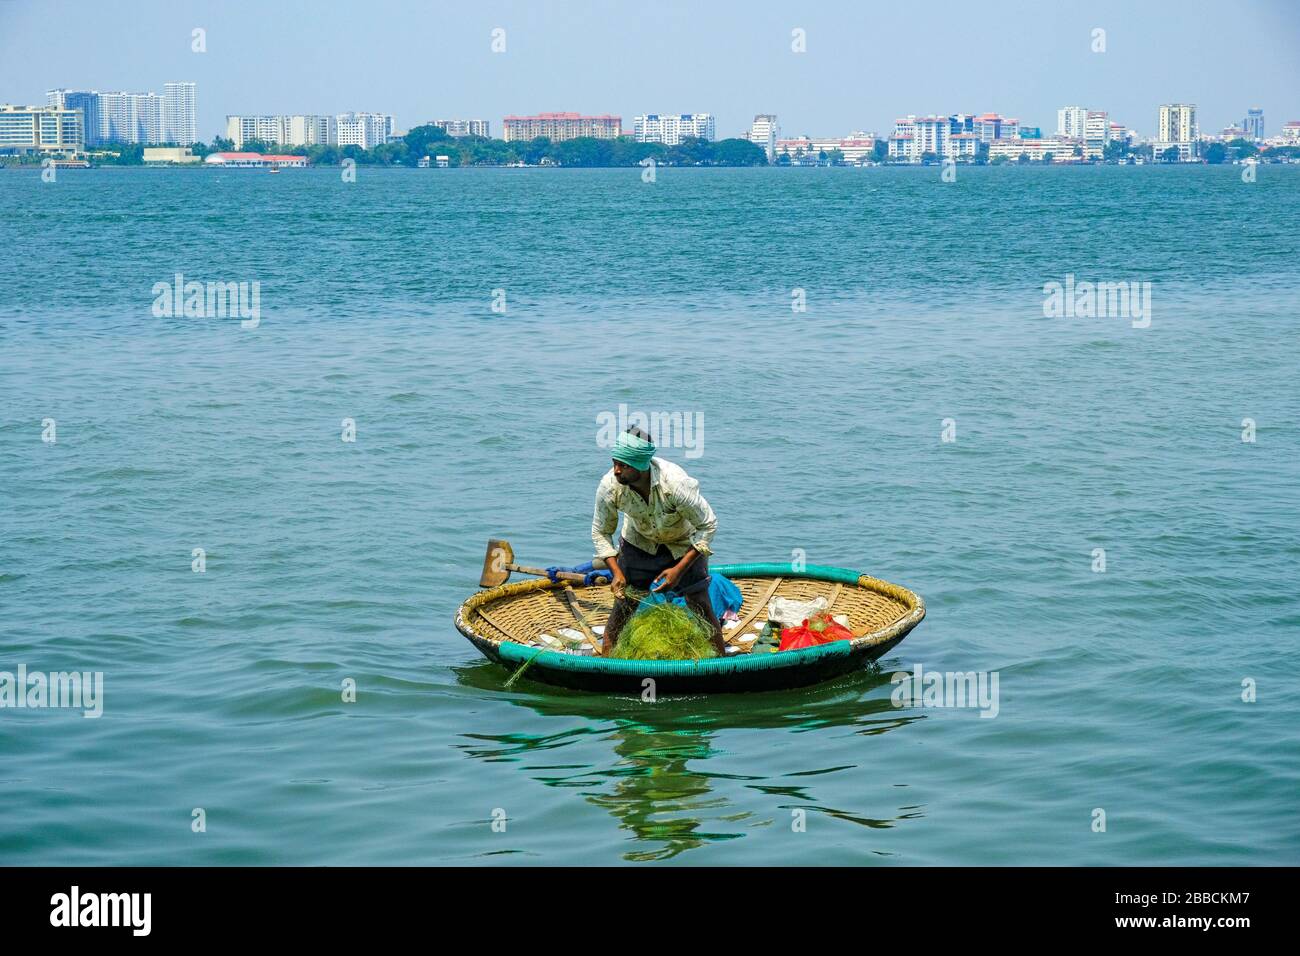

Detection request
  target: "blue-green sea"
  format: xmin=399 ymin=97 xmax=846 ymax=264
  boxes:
xmin=1 ymin=165 xmax=1297 ymax=865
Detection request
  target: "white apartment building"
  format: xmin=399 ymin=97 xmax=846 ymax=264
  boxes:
xmin=226 ymin=114 xmax=331 ymax=148
xmin=87 ymin=91 xmax=130 ymax=142
xmin=888 ymin=115 xmax=949 ymax=161
xmin=889 ymin=116 xmax=918 ymax=161
xmin=747 ymin=115 xmax=778 ymax=160
xmin=291 ymin=115 xmax=331 ymax=146
xmin=47 ymin=84 xmax=193 ymax=145
xmin=332 ymin=112 xmax=394 ymax=149
xmin=1084 ymin=110 xmax=1109 ymax=159
xmin=1158 ymin=103 xmax=1197 ymax=142
xmin=430 ymin=119 xmax=490 ymax=137
xmin=137 ymin=94 xmax=163 ymax=144
xmin=1154 ymin=103 xmax=1198 ymax=161
xmin=94 ymin=91 xmax=163 ymax=144
xmin=633 ymin=113 xmax=716 ymax=145
xmin=226 ymin=112 xmax=393 ymax=149
xmin=948 ymin=132 xmax=978 ymax=158
xmin=0 ymin=104 xmax=84 ymax=154
xmin=1057 ymin=106 xmax=1088 ymax=139
xmin=162 ymin=81 xmax=197 ymax=144
xmin=501 ymin=113 xmax=622 ymax=142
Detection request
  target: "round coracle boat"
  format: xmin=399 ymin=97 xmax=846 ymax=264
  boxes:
xmin=455 ymin=562 xmax=925 ymax=693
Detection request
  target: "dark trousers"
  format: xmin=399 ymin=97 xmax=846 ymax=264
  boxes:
xmin=603 ymin=539 xmax=724 ymax=652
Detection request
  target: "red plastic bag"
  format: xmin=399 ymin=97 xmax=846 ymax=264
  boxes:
xmin=778 ymin=613 xmax=854 ymax=652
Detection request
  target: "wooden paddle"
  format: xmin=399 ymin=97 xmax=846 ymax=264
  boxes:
xmin=479 ymin=538 xmax=610 ymax=588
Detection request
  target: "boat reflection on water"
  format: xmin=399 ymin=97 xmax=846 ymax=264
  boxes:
xmin=452 ymin=662 xmax=925 ymax=862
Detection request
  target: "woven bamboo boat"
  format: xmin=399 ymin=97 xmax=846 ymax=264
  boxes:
xmin=455 ymin=562 xmax=925 ymax=693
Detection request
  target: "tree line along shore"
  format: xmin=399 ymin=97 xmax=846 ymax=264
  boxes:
xmin=4 ymin=123 xmax=1297 ymax=168
xmin=2 ymin=124 xmax=769 ymax=168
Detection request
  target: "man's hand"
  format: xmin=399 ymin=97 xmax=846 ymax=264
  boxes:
xmin=651 ymin=564 xmax=685 ymax=594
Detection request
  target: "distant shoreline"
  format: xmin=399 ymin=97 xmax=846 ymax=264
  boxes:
xmin=5 ymin=160 xmax=1297 ymax=171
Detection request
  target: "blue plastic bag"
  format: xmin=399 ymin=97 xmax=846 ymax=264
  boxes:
xmin=642 ymin=572 xmax=743 ymax=619
xmin=708 ymin=573 xmax=743 ymax=619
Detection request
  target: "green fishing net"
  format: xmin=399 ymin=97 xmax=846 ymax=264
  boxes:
xmin=611 ymin=588 xmax=719 ymax=661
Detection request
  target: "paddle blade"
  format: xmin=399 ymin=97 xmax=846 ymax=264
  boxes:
xmin=479 ymin=538 xmax=514 ymax=587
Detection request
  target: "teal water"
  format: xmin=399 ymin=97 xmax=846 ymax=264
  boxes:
xmin=1 ymin=166 xmax=1298 ymax=865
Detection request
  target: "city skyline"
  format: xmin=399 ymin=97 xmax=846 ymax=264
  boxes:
xmin=9 ymin=90 xmax=1300 ymax=161
xmin=1 ymin=0 xmax=1297 ymax=144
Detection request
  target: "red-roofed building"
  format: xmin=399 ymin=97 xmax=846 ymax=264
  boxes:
xmin=203 ymin=152 xmax=308 ymax=168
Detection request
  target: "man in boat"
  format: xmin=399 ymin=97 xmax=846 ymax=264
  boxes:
xmin=590 ymin=427 xmax=726 ymax=656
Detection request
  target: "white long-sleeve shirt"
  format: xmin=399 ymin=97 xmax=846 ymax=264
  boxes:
xmin=591 ymin=457 xmax=717 ymax=561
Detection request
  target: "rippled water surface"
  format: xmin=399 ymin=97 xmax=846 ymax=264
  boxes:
xmin=1 ymin=166 xmax=1298 ymax=864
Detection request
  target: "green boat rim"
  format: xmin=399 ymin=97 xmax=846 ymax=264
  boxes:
xmin=455 ymin=561 xmax=925 ymax=677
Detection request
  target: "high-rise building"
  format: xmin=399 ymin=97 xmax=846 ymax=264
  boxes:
xmin=332 ymin=112 xmax=394 ymax=149
xmin=747 ymin=114 xmax=778 ymax=160
xmin=501 ymin=112 xmax=622 ymax=142
xmin=947 ymin=132 xmax=979 ymax=158
xmin=913 ymin=116 xmax=949 ymax=157
xmin=47 ymin=90 xmax=101 ymax=145
xmin=430 ymin=119 xmax=490 ymax=138
xmin=1158 ymin=104 xmax=1197 ymax=143
xmin=94 ymin=91 xmax=163 ymax=144
xmin=0 ymin=104 xmax=84 ymax=154
xmin=1057 ymin=106 xmax=1088 ymax=139
xmin=290 ymin=115 xmax=330 ymax=147
xmin=225 ymin=113 xmax=393 ymax=149
xmin=1156 ymin=104 xmax=1198 ymax=161
xmin=226 ymin=115 xmax=330 ymax=148
xmin=888 ymin=115 xmax=949 ymax=162
xmin=94 ymin=92 xmax=131 ymax=142
xmin=45 ymin=84 xmax=194 ymax=145
xmin=163 ymin=82 xmax=197 ymax=144
xmin=972 ymin=113 xmax=1019 ymax=142
xmin=1242 ymin=107 xmax=1264 ymax=141
xmin=137 ymin=93 xmax=164 ymax=144
xmin=633 ymin=113 xmax=715 ymax=145
xmin=1084 ymin=110 xmax=1109 ymax=159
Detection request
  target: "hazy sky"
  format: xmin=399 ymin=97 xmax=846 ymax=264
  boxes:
xmin=2 ymin=0 xmax=1297 ymax=140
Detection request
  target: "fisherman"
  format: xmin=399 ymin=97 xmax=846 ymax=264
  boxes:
xmin=590 ymin=427 xmax=725 ymax=656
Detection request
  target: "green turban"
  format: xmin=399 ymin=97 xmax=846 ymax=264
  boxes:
xmin=611 ymin=432 xmax=655 ymax=470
